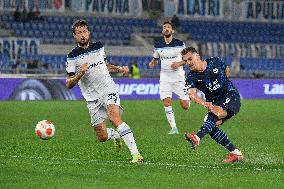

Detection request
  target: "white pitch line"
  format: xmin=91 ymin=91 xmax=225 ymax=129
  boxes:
xmin=1 ymin=154 xmax=283 ymax=173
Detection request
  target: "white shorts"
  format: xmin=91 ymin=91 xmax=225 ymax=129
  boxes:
xmin=160 ymin=81 xmax=190 ymax=100
xmin=86 ymin=93 xmax=123 ymax=126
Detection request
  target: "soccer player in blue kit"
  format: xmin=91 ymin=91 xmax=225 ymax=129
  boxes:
xmin=181 ymin=47 xmax=244 ymax=163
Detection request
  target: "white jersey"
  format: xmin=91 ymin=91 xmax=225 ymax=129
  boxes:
xmin=153 ymin=38 xmax=186 ymax=82
xmin=66 ymin=42 xmax=118 ymax=101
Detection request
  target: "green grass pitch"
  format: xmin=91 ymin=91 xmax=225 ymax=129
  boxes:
xmin=0 ymin=100 xmax=283 ymax=188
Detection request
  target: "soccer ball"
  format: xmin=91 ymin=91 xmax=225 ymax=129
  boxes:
xmin=35 ymin=120 xmax=55 ymax=140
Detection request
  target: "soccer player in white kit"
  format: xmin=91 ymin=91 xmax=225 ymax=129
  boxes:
xmin=65 ymin=20 xmax=143 ymax=163
xmin=149 ymin=21 xmax=190 ymax=134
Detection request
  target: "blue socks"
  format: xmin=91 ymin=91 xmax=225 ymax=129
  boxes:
xmin=197 ymin=113 xmax=218 ymax=139
xmin=196 ymin=112 xmax=236 ymax=152
xmin=209 ymin=127 xmax=236 ymax=152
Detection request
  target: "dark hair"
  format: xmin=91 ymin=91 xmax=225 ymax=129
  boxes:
xmin=163 ymin=20 xmax=173 ymax=27
xmin=72 ymin=20 xmax=89 ymax=34
xmin=181 ymin=47 xmax=198 ymax=55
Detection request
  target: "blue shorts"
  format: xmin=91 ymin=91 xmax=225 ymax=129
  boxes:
xmin=213 ymin=91 xmax=241 ymax=123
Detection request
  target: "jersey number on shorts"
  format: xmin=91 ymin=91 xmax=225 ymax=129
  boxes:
xmin=107 ymin=93 xmax=118 ymax=103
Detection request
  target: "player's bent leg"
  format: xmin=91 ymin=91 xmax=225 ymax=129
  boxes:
xmin=93 ymin=120 xmax=122 ymax=151
xmin=208 ymin=126 xmax=244 ymax=163
xmin=210 ymin=105 xmax=227 ymax=119
xmin=185 ymin=112 xmax=218 ymax=149
xmin=107 ymin=104 xmax=143 ymax=163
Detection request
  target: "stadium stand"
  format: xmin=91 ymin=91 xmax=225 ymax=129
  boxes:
xmin=181 ymin=20 xmax=284 ymax=44
xmin=1 ymin=14 xmax=160 ymax=45
xmin=0 ymin=2 xmax=284 ymax=78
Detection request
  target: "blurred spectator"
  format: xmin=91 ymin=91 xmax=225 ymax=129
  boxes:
xmin=27 ymin=7 xmax=44 ymax=21
xmin=35 ymin=7 xmax=44 ymax=21
xmin=27 ymin=60 xmax=39 ymax=73
xmin=130 ymin=59 xmax=140 ymax=79
xmin=21 ymin=7 xmax=28 ymax=22
xmin=148 ymin=0 xmax=163 ymax=20
xmin=253 ymin=72 xmax=264 ymax=78
xmin=12 ymin=60 xmax=20 ymax=69
xmin=149 ymin=0 xmax=163 ymax=10
xmin=13 ymin=7 xmax=21 ymax=21
xmin=171 ymin=14 xmax=180 ymax=31
xmin=230 ymin=56 xmax=240 ymax=77
xmin=41 ymin=62 xmax=52 ymax=73
xmin=142 ymin=0 xmax=149 ymax=10
xmin=28 ymin=8 xmax=37 ymax=20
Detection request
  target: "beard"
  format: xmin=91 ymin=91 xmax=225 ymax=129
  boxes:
xmin=78 ymin=38 xmax=89 ymax=47
xmin=163 ymin=31 xmax=172 ymax=38
xmin=164 ymin=34 xmax=172 ymax=38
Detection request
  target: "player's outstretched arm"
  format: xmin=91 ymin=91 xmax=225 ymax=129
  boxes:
xmin=66 ymin=63 xmax=88 ymax=89
xmin=106 ymin=64 xmax=129 ymax=75
xmin=188 ymin=88 xmax=213 ymax=110
xmin=171 ymin=60 xmax=186 ymax=69
xmin=149 ymin=58 xmax=158 ymax=69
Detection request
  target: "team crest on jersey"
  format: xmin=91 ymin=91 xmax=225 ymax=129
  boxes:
xmin=213 ymin=68 xmax=218 ymax=74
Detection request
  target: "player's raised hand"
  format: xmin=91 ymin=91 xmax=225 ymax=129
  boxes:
xmin=80 ymin=63 xmax=88 ymax=73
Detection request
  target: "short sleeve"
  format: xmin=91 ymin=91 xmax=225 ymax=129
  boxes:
xmin=153 ymin=48 xmax=160 ymax=59
xmin=66 ymin=56 xmax=76 ymax=74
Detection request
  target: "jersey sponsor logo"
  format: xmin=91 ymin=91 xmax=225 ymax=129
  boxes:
xmin=207 ymin=79 xmax=221 ymax=92
xmin=160 ymin=55 xmax=178 ymax=60
xmin=118 ymin=83 xmax=160 ymax=95
xmin=263 ymin=84 xmax=284 ymax=95
xmin=88 ymin=60 xmax=104 ymax=69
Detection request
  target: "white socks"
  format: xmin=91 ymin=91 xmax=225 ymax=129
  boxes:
xmin=106 ymin=128 xmax=120 ymax=140
xmin=232 ymin=149 xmax=242 ymax=155
xmin=164 ymin=106 xmax=177 ymax=129
xmin=117 ymin=122 xmax=139 ymax=155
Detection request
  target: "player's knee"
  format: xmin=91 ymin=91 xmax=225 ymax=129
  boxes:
xmin=211 ymin=106 xmax=227 ymax=119
xmin=163 ymin=98 xmax=172 ymax=107
xmin=216 ymin=110 xmax=227 ymax=119
xmin=180 ymin=100 xmax=190 ymax=110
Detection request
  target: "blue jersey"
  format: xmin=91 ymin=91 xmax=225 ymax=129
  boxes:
xmin=186 ymin=57 xmax=237 ymax=102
